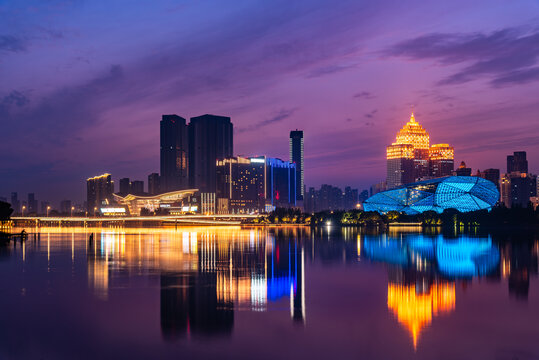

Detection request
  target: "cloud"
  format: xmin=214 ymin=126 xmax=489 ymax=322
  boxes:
xmin=237 ymin=108 xmax=299 ymax=133
xmin=0 ymin=35 xmax=27 ymax=52
xmin=353 ymin=91 xmax=375 ymax=100
xmin=1 ymin=91 xmax=30 ymax=107
xmin=364 ymin=109 xmax=377 ymax=118
xmin=384 ymin=28 xmax=539 ymax=87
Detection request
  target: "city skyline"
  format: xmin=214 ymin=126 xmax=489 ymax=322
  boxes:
xmin=2 ymin=1 xmax=539 ymax=203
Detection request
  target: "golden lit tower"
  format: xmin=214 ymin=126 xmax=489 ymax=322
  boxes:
xmin=386 ymin=112 xmax=454 ymax=189
xmin=387 ymin=113 xmax=430 ymax=188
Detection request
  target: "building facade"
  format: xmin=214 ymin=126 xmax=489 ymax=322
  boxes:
xmin=507 ymin=151 xmax=528 ymax=173
xmin=289 ymin=130 xmax=304 ymax=201
xmin=429 ymin=144 xmax=454 ymax=178
xmin=160 ymin=115 xmax=189 ymax=192
xmin=188 ymin=114 xmax=233 ymax=193
xmin=216 ymin=157 xmax=266 ymax=214
xmin=87 ymin=173 xmax=114 ymax=212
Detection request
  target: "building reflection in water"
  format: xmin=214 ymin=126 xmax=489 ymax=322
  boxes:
xmin=79 ymin=226 xmax=538 ymax=348
xmin=84 ymin=227 xmax=306 ymax=340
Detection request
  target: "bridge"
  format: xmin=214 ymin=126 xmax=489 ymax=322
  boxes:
xmin=11 ymin=214 xmax=261 ymax=227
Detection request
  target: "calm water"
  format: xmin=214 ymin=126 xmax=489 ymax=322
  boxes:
xmin=2 ymin=226 xmax=539 ymax=359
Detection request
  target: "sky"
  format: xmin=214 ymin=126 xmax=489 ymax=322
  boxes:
xmin=1 ymin=0 xmax=539 ymax=206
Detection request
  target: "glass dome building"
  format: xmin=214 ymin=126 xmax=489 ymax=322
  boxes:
xmin=363 ymin=176 xmax=499 ymax=214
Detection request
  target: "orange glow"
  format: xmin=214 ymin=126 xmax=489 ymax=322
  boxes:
xmin=387 ymin=282 xmax=455 ymax=349
xmin=387 ymin=143 xmax=415 ymax=159
xmin=429 ymin=143 xmax=454 ymax=160
xmin=393 ymin=113 xmax=430 ymax=150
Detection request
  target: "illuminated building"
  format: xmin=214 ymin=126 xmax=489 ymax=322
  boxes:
xmin=364 ymin=176 xmax=499 ymax=214
xmin=429 ymin=144 xmax=454 ymax=178
xmin=188 ymin=114 xmax=233 ymax=193
xmin=387 ymin=282 xmax=455 ymax=348
xmin=87 ymin=173 xmax=114 ymax=212
xmin=160 ymin=114 xmax=189 ymax=192
xmin=148 ymin=173 xmax=160 ymax=195
xmin=113 ymin=189 xmax=198 ymax=215
xmin=216 ymin=157 xmax=266 ymax=214
xmin=250 ymin=156 xmax=296 ymax=210
xmin=289 ymin=130 xmax=304 ymax=201
xmin=455 ymin=161 xmax=472 ymax=176
xmin=501 ymin=151 xmax=537 ymax=208
xmin=387 ymin=113 xmax=454 ymax=189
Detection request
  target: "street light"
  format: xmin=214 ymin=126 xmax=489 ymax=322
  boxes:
xmin=94 ymin=207 xmax=97 ymax=217
xmin=71 ymin=206 xmax=75 ymax=217
xmin=47 ymin=206 xmax=51 ymax=217
xmin=22 ymin=205 xmax=26 ymax=217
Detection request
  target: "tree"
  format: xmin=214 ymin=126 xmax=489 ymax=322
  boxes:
xmin=0 ymin=201 xmax=14 ymax=222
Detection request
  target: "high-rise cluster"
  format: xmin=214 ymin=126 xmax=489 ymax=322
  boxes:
xmin=386 ymin=113 xmax=454 ymax=189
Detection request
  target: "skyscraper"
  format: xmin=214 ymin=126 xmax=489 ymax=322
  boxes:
xmin=130 ymin=180 xmax=144 ymax=195
xmin=455 ymin=161 xmax=472 ymax=176
xmin=148 ymin=173 xmax=160 ymax=195
xmin=188 ymin=114 xmax=233 ymax=193
xmin=507 ymin=151 xmax=528 ymax=173
xmin=386 ymin=113 xmax=454 ymax=189
xmin=289 ymin=130 xmax=304 ymax=201
xmin=429 ymin=144 xmax=454 ymax=177
xmin=10 ymin=192 xmax=19 ymax=215
xmin=27 ymin=193 xmax=38 ymax=214
xmin=160 ymin=115 xmax=189 ymax=192
xmin=119 ymin=177 xmax=131 ymax=195
xmin=479 ymin=168 xmax=500 ymax=192
xmin=87 ymin=173 xmax=114 ymax=212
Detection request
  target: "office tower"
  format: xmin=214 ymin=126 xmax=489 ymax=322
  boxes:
xmin=500 ymin=174 xmax=511 ymax=207
xmin=10 ymin=192 xmax=19 ymax=214
xmin=455 ymin=161 xmax=472 ymax=176
xmin=289 ymin=130 xmax=304 ymax=201
xmin=148 ymin=173 xmax=160 ymax=195
xmin=119 ymin=178 xmax=131 ymax=195
xmin=87 ymin=173 xmax=114 ymax=212
xmin=429 ymin=144 xmax=454 ymax=177
xmin=60 ymin=200 xmax=72 ymax=214
xmin=507 ymin=151 xmax=528 ymax=174
xmin=359 ymin=190 xmax=369 ymax=203
xmin=130 ymin=180 xmax=144 ymax=195
xmin=250 ymin=156 xmax=295 ymax=210
xmin=479 ymin=169 xmax=500 ymax=191
xmin=160 ymin=115 xmax=189 ymax=192
xmin=188 ymin=114 xmax=233 ymax=193
xmin=510 ymin=173 xmax=537 ymax=208
xmin=216 ymin=157 xmax=265 ymax=214
xmin=387 ymin=113 xmax=455 ymax=188
xmin=27 ymin=193 xmax=38 ymax=214
xmin=304 ymin=187 xmax=316 ymax=213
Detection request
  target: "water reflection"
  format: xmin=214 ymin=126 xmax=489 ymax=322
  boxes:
xmin=5 ymin=226 xmax=539 ymax=357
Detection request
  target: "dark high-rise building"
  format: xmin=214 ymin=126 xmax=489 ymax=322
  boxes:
xmin=507 ymin=151 xmax=528 ymax=174
xmin=87 ymin=173 xmax=114 ymax=212
xmin=41 ymin=201 xmax=51 ymax=215
xmin=429 ymin=144 xmax=454 ymax=178
xmin=148 ymin=173 xmax=160 ymax=195
xmin=344 ymin=186 xmax=359 ymax=210
xmin=60 ymin=200 xmax=72 ymax=214
xmin=455 ymin=161 xmax=472 ymax=176
xmin=10 ymin=192 xmax=19 ymax=215
xmin=359 ymin=190 xmax=369 ymax=203
xmin=216 ymin=157 xmax=265 ymax=214
xmin=510 ymin=174 xmax=537 ymax=208
xmin=289 ymin=130 xmax=304 ymax=201
xmin=160 ymin=115 xmax=189 ymax=192
xmin=479 ymin=169 xmax=500 ymax=192
xmin=131 ymin=180 xmax=144 ymax=195
xmin=188 ymin=114 xmax=233 ymax=193
xmin=27 ymin=193 xmax=38 ymax=214
xmin=119 ymin=177 xmax=131 ymax=195
xmin=247 ymin=156 xmax=295 ymax=210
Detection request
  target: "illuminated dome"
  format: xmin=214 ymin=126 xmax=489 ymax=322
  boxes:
xmin=393 ymin=113 xmax=430 ymax=150
xmin=364 ymin=176 xmax=499 ymax=214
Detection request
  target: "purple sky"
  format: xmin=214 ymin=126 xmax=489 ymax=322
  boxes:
xmin=1 ymin=0 xmax=539 ymax=205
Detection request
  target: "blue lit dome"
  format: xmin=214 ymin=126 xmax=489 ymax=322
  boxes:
xmin=363 ymin=176 xmax=499 ymax=214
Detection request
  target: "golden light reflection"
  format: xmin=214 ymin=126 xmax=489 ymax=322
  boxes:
xmin=387 ymin=282 xmax=455 ymax=349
